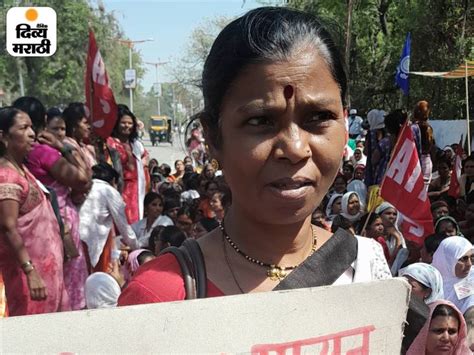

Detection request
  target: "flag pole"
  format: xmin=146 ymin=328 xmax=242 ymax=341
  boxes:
xmin=465 ymin=59 xmax=471 ymax=154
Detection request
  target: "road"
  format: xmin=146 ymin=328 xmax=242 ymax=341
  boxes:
xmin=141 ymin=132 xmax=188 ymax=166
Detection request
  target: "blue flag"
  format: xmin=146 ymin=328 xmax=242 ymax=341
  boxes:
xmin=395 ymin=33 xmax=411 ymax=96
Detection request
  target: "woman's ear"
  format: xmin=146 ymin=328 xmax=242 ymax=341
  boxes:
xmin=424 ymin=288 xmax=432 ymax=300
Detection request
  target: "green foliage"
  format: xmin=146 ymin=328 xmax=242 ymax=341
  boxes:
xmin=0 ymin=0 xmax=146 ymax=108
xmin=288 ymin=0 xmax=474 ymax=119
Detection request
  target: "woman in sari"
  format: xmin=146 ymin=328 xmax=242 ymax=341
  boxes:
xmin=119 ymin=7 xmax=391 ymax=306
xmin=107 ymin=105 xmax=149 ymax=224
xmin=0 ymin=107 xmax=69 ymax=316
xmin=14 ymin=97 xmax=91 ymax=311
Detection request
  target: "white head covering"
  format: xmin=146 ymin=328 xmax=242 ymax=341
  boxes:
xmin=85 ymin=272 xmax=121 ymax=309
xmin=375 ymin=201 xmax=395 ymax=215
xmin=340 ymin=191 xmax=364 ymax=222
xmin=367 ymin=109 xmax=386 ymax=130
xmin=398 ymin=262 xmax=444 ymax=304
xmin=432 ymin=236 xmax=474 ymax=313
xmin=325 ymin=194 xmax=343 ymax=221
xmin=347 ymin=180 xmax=367 ymax=207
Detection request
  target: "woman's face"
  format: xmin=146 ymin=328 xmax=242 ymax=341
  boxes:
xmin=145 ymin=197 xmax=163 ymax=220
xmin=425 ymin=315 xmax=459 ymax=355
xmin=204 ymin=164 xmax=215 ymax=179
xmin=184 ymin=157 xmax=193 ymax=165
xmin=175 ymin=160 xmax=185 ymax=173
xmin=342 ymin=165 xmax=353 ymax=180
xmin=404 ymin=275 xmax=431 ymax=301
xmin=46 ymin=117 xmax=66 ymax=142
xmin=118 ymin=115 xmax=134 ymax=138
xmin=1 ymin=112 xmax=35 ymax=158
xmin=176 ymin=214 xmax=193 ymax=236
xmin=206 ymin=183 xmax=219 ymax=198
xmin=333 ymin=177 xmax=347 ymax=194
xmin=455 ymin=251 xmax=473 ymax=278
xmin=75 ymin=117 xmax=90 ymax=141
xmin=353 ymin=150 xmax=361 ymax=161
xmin=381 ymin=208 xmax=397 ymax=226
xmin=438 ymin=162 xmax=450 ymax=179
xmin=437 ymin=220 xmax=457 ymax=236
xmin=368 ymin=217 xmax=384 ymax=237
xmin=212 ymin=49 xmax=345 ymax=225
xmin=354 ymin=168 xmax=365 ymax=180
xmin=331 ymin=196 xmax=342 ymax=215
xmin=209 ymin=193 xmax=223 ymax=212
xmin=347 ymin=194 xmax=360 ymax=215
xmin=465 ymin=160 xmax=474 ymax=178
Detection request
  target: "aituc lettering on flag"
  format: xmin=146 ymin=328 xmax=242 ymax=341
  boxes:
xmin=85 ymin=29 xmax=117 ymax=139
xmin=380 ymin=122 xmax=434 ymax=245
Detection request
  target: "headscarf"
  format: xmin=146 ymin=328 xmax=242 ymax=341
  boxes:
xmin=398 ymin=263 xmax=444 ymax=304
xmin=325 ymin=194 xmax=343 ymax=221
xmin=85 ymin=272 xmax=121 ymax=309
xmin=375 ymin=201 xmax=396 ymax=215
xmin=350 ymin=149 xmax=367 ymax=166
xmin=340 ymin=191 xmax=364 ymax=222
xmin=127 ymin=248 xmax=148 ymax=274
xmin=432 ymin=236 xmax=474 ymax=313
xmin=435 ymin=216 xmax=463 ymax=237
xmin=407 ymin=300 xmax=470 ymax=355
xmin=367 ymin=109 xmax=386 ymax=130
xmin=347 ymin=179 xmax=367 ymax=207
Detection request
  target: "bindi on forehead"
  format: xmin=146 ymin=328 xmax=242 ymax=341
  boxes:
xmin=283 ymin=84 xmax=294 ymax=99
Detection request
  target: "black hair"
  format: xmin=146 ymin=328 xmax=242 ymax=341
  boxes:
xmin=164 ymin=196 xmax=181 ymax=212
xmin=159 ymin=163 xmax=171 ymax=177
xmin=356 ymin=213 xmax=381 ymax=235
xmin=424 ymin=233 xmax=449 ymax=255
xmin=177 ymin=205 xmax=198 ymax=222
xmin=431 ymin=304 xmax=460 ymax=325
xmin=92 ymin=162 xmax=120 ymax=185
xmin=198 ymin=6 xmax=346 ymax=148
xmin=46 ymin=107 xmax=63 ymax=123
xmin=182 ymin=172 xmax=201 ymax=191
xmin=384 ymin=109 xmax=407 ymax=136
xmin=0 ymin=107 xmax=24 ymax=156
xmin=112 ymin=104 xmax=138 ymax=142
xmin=160 ymin=225 xmax=186 ymax=248
xmin=12 ymin=96 xmax=46 ymax=132
xmin=137 ymin=250 xmax=155 ymax=265
xmin=198 ymin=217 xmax=219 ymax=232
xmin=62 ymin=102 xmax=87 ymax=137
xmin=331 ymin=214 xmax=354 ymax=234
xmin=143 ymin=192 xmax=163 ymax=209
xmin=149 ymin=225 xmax=165 ymax=253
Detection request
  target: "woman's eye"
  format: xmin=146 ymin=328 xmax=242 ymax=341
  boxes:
xmin=246 ymin=116 xmax=273 ymax=127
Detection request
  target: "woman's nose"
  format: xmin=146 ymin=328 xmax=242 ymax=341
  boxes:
xmin=273 ymin=123 xmax=311 ymax=164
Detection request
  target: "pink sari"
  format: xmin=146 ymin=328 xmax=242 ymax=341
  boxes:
xmin=0 ymin=166 xmax=70 ymax=316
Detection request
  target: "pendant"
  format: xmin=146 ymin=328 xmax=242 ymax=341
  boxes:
xmin=267 ymin=266 xmax=288 ymax=281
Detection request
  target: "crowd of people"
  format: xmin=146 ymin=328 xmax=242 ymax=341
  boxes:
xmin=0 ymin=5 xmax=473 ymax=354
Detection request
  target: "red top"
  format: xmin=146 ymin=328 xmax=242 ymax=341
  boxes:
xmin=118 ymin=253 xmax=224 ymax=306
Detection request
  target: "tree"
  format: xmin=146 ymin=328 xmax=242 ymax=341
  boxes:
xmin=0 ymin=0 xmax=146 ymax=108
xmin=288 ymin=0 xmax=473 ymax=120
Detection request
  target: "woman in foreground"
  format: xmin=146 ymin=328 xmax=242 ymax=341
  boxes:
xmin=119 ymin=6 xmax=390 ymax=305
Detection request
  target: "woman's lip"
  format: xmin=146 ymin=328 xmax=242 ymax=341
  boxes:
xmin=266 ymin=184 xmax=313 ymax=200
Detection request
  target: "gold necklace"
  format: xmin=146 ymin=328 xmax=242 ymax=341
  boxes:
xmin=219 ymin=222 xmax=318 ymax=281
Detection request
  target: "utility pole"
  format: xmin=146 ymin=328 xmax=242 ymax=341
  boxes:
xmin=116 ymin=38 xmax=153 ymax=112
xmin=145 ymin=60 xmax=168 ymax=115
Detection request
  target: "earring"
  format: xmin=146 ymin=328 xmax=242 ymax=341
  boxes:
xmin=211 ymin=158 xmax=219 ymax=171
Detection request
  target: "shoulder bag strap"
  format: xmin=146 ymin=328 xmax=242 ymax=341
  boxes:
xmin=158 ymin=246 xmax=196 ymax=299
xmin=273 ymin=229 xmax=358 ymax=291
xmin=181 ymin=239 xmax=208 ymax=299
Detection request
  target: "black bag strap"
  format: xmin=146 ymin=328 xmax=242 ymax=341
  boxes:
xmin=273 ymin=229 xmax=358 ymax=291
xmin=158 ymin=239 xmax=207 ymax=300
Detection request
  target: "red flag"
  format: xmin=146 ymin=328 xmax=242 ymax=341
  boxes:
xmin=380 ymin=122 xmax=434 ymax=245
xmin=85 ymin=30 xmax=118 ymax=139
xmin=448 ymin=141 xmax=464 ymax=198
